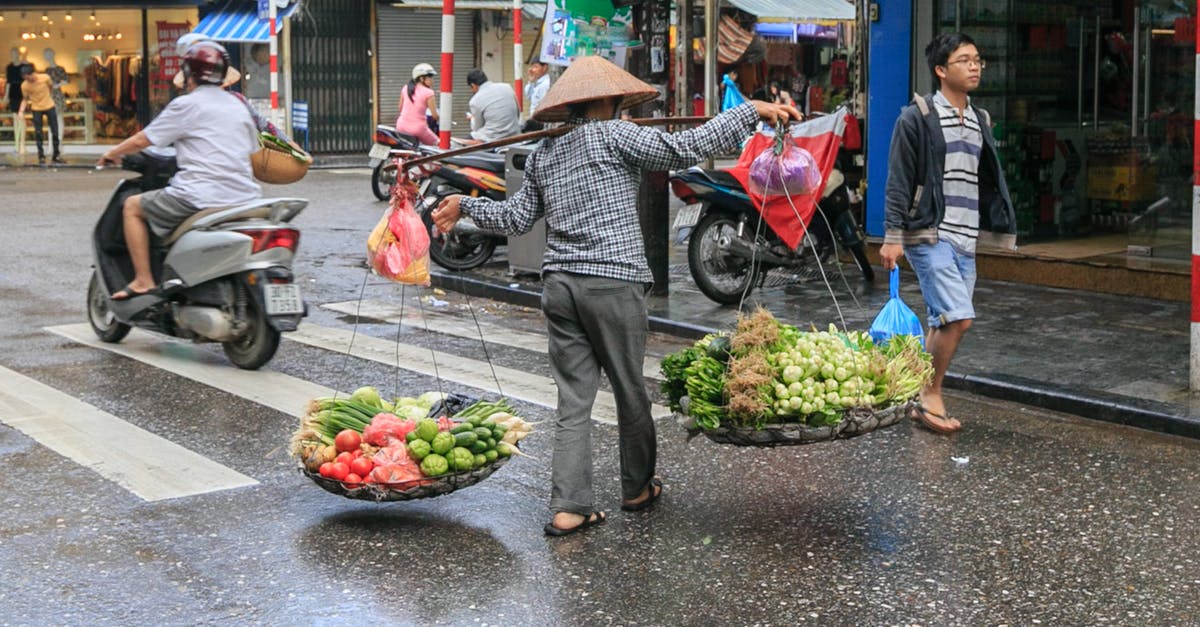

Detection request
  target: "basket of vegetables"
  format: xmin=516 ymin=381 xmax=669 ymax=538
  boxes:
xmin=661 ymin=307 xmax=931 ymax=447
xmin=291 ymin=386 xmax=533 ymax=502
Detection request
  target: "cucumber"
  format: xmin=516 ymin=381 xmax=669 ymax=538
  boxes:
xmin=486 ymin=438 xmax=496 ymax=449
xmin=470 ymin=440 xmax=489 ymax=454
xmin=454 ymin=431 xmax=478 ymax=447
xmin=473 ymin=427 xmax=492 ymax=441
xmin=484 ymin=449 xmax=498 ymax=462
xmin=450 ymin=423 xmax=474 ymax=435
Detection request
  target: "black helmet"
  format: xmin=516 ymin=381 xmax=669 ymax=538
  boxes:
xmin=182 ymin=41 xmax=229 ymax=86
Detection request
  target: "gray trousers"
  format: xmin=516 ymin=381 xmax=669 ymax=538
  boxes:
xmin=541 ymin=272 xmax=656 ymax=515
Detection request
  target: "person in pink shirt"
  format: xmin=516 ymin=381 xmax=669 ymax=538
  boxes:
xmin=395 ymin=63 xmax=440 ymax=146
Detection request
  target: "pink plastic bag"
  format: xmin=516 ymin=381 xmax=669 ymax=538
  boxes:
xmin=367 ymin=184 xmax=431 ymax=285
xmin=747 ymin=140 xmax=822 ymax=198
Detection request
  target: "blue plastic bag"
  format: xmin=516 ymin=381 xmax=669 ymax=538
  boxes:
xmin=721 ymin=74 xmax=747 ymax=112
xmin=869 ymin=267 xmax=925 ymax=347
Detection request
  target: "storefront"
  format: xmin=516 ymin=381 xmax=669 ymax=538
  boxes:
xmin=865 ymin=1 xmax=1195 ymax=278
xmin=0 ymin=1 xmax=202 ymax=147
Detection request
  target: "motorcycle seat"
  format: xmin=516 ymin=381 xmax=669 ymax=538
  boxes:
xmin=164 ymin=198 xmax=308 ymax=245
xmin=443 ymin=152 xmax=506 ymax=174
xmin=375 ymin=125 xmax=419 ymax=149
xmin=691 ymin=168 xmax=741 ymax=189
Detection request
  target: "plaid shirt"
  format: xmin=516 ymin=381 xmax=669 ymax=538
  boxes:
xmin=461 ymin=103 xmax=760 ymax=283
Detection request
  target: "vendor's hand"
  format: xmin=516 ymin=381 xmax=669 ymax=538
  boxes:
xmin=431 ymin=195 xmax=465 ymax=233
xmin=750 ymin=100 xmax=802 ymax=127
xmin=879 ymin=243 xmax=904 ymax=271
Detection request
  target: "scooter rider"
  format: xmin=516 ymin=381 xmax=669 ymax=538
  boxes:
xmin=97 ymin=41 xmax=260 ymax=300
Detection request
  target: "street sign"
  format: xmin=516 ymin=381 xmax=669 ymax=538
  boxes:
xmin=292 ymin=101 xmax=308 ymax=131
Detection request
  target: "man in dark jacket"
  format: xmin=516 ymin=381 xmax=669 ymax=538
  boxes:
xmin=879 ymin=32 xmax=1016 ymax=434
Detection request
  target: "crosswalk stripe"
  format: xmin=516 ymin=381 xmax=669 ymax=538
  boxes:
xmin=284 ymin=323 xmax=673 ymax=425
xmin=323 ymin=298 xmax=667 ymax=381
xmin=0 ymin=364 xmax=257 ymax=502
xmin=46 ymin=324 xmax=335 ymax=418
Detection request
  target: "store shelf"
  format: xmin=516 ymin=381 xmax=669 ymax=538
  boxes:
xmin=0 ymin=98 xmax=94 ymax=144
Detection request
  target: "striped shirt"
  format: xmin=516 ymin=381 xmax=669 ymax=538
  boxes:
xmin=932 ymin=91 xmax=983 ymax=255
xmin=461 ymin=103 xmax=760 ymax=284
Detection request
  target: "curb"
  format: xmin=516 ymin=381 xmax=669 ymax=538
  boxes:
xmin=430 ymin=269 xmax=1199 ymax=440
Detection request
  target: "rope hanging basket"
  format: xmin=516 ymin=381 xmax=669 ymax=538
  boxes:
xmin=682 ymin=400 xmax=915 ymax=448
xmin=299 ymin=456 xmax=512 ymax=502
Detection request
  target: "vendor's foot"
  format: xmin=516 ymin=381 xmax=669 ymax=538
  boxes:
xmin=621 ymin=477 xmax=663 ymax=512
xmin=544 ymin=511 xmax=606 ymax=537
xmin=911 ymin=394 xmax=961 ymax=433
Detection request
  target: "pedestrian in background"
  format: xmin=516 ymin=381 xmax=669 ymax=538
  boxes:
xmin=17 ymin=63 xmax=63 ymax=165
xmin=463 ymin=68 xmax=520 ymax=144
xmin=879 ymin=32 xmax=1016 ymax=434
xmin=432 ymin=56 xmax=799 ymax=536
xmin=395 ymin=63 xmax=440 ymax=146
xmin=521 ymin=60 xmax=551 ymax=132
xmin=768 ymin=80 xmax=794 ymax=107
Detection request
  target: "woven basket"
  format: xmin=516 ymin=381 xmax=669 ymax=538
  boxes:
xmin=300 ymin=456 xmax=511 ymax=502
xmin=688 ymin=401 xmax=915 ymax=447
xmin=251 ymin=142 xmax=311 ymax=184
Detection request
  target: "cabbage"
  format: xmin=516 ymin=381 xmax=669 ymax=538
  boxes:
xmin=747 ymin=143 xmax=822 ymax=198
xmin=416 ymin=390 xmax=446 ymax=409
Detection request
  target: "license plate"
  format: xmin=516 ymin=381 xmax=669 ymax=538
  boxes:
xmin=368 ymin=143 xmax=391 ymax=160
xmin=672 ymin=203 xmax=703 ymax=230
xmin=264 ymin=284 xmax=304 ymax=316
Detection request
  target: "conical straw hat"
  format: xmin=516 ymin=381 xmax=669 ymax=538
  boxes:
xmin=532 ymin=55 xmax=659 ymax=123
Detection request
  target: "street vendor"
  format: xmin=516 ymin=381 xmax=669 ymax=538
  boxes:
xmin=432 ymin=55 xmax=799 ymax=537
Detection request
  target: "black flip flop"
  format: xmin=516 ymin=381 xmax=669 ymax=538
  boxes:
xmin=112 ymin=284 xmax=158 ymax=301
xmin=621 ymin=477 xmax=663 ymax=512
xmin=544 ymin=511 xmax=606 ymax=537
xmin=909 ymin=405 xmax=961 ymax=434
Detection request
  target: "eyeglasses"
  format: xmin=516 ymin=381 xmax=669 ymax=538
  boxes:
xmin=946 ymin=57 xmax=986 ymax=69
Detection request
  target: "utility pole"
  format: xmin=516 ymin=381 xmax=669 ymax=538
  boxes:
xmin=633 ymin=0 xmax=672 ymax=295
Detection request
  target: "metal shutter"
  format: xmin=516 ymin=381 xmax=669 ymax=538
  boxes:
xmin=377 ymin=7 xmax=477 ymax=135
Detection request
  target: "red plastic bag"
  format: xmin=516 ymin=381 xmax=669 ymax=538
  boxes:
xmin=367 ymin=182 xmax=431 ymax=285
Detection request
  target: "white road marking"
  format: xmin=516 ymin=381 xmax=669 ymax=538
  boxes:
xmin=284 ymin=323 xmax=672 ymax=425
xmin=0 ymin=365 xmax=257 ymax=502
xmin=323 ymin=298 xmax=667 ymax=381
xmin=46 ymin=324 xmax=336 ymax=418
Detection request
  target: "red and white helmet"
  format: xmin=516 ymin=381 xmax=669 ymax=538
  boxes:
xmin=182 ymin=41 xmax=230 ymax=86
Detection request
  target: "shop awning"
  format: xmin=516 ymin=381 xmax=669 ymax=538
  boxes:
xmin=194 ymin=0 xmax=301 ymax=43
xmin=390 ymin=1 xmax=546 ymax=19
xmin=726 ymin=0 xmax=854 ymax=23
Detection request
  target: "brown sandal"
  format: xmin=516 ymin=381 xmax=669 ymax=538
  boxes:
xmin=909 ymin=405 xmax=962 ymax=434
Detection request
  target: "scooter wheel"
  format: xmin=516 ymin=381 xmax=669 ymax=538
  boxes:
xmin=371 ymin=162 xmax=395 ymax=201
xmin=86 ymin=271 xmax=131 ymax=343
xmin=687 ymin=211 xmax=760 ymax=305
xmin=420 ymin=195 xmax=498 ymax=271
xmin=222 ymin=297 xmax=281 ymax=370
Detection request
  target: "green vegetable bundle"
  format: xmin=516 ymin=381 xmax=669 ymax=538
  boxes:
xmin=660 ymin=309 xmax=932 ymax=431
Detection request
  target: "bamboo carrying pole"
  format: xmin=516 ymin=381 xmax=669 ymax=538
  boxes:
xmin=400 ymin=116 xmax=714 ymax=170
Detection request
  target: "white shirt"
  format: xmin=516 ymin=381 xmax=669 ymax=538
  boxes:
xmin=525 ymin=73 xmax=550 ymax=114
xmin=143 ymin=85 xmax=261 ymax=208
xmin=243 ymin=56 xmax=270 ymax=99
xmin=468 ymin=81 xmax=521 ymax=142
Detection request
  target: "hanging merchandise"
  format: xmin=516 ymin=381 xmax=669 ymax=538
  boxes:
xmin=366 ymin=180 xmax=431 ymax=285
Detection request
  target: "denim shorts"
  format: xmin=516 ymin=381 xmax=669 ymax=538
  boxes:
xmin=904 ymin=240 xmax=976 ymax=328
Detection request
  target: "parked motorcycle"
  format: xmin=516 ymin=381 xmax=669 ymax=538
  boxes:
xmin=369 ymin=125 xmax=419 ymax=200
xmin=416 ymin=148 xmax=512 ymax=271
xmin=88 ymin=148 xmax=307 ymax=370
xmin=669 ymin=155 xmax=874 ymax=305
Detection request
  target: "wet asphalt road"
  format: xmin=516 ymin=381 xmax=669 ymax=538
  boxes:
xmin=2 ymin=166 xmax=1200 ymax=625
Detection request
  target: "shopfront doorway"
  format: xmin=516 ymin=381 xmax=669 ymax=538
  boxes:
xmin=936 ymin=0 xmax=1194 ymax=275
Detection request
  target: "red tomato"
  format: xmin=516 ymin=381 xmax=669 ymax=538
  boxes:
xmin=343 ymin=472 xmax=363 ymax=487
xmin=318 ymin=462 xmax=336 ymax=478
xmin=335 ymin=452 xmax=355 ymax=467
xmin=334 ymin=429 xmax=363 ymax=453
xmin=350 ymin=457 xmax=374 ymax=477
xmin=327 ymin=462 xmax=350 ymax=481
xmin=351 ymin=449 xmax=364 ymax=459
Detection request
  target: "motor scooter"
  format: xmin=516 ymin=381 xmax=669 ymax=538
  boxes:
xmin=416 ymin=148 xmax=512 ymax=271
xmin=670 ymin=154 xmax=873 ymax=305
xmin=369 ymin=125 xmax=420 ymax=200
xmin=88 ymin=147 xmax=308 ymax=370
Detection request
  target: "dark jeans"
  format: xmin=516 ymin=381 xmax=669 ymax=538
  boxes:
xmin=30 ymin=107 xmax=60 ymax=159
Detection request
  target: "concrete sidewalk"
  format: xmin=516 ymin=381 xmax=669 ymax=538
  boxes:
xmin=429 ymin=247 xmax=1200 ymax=440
